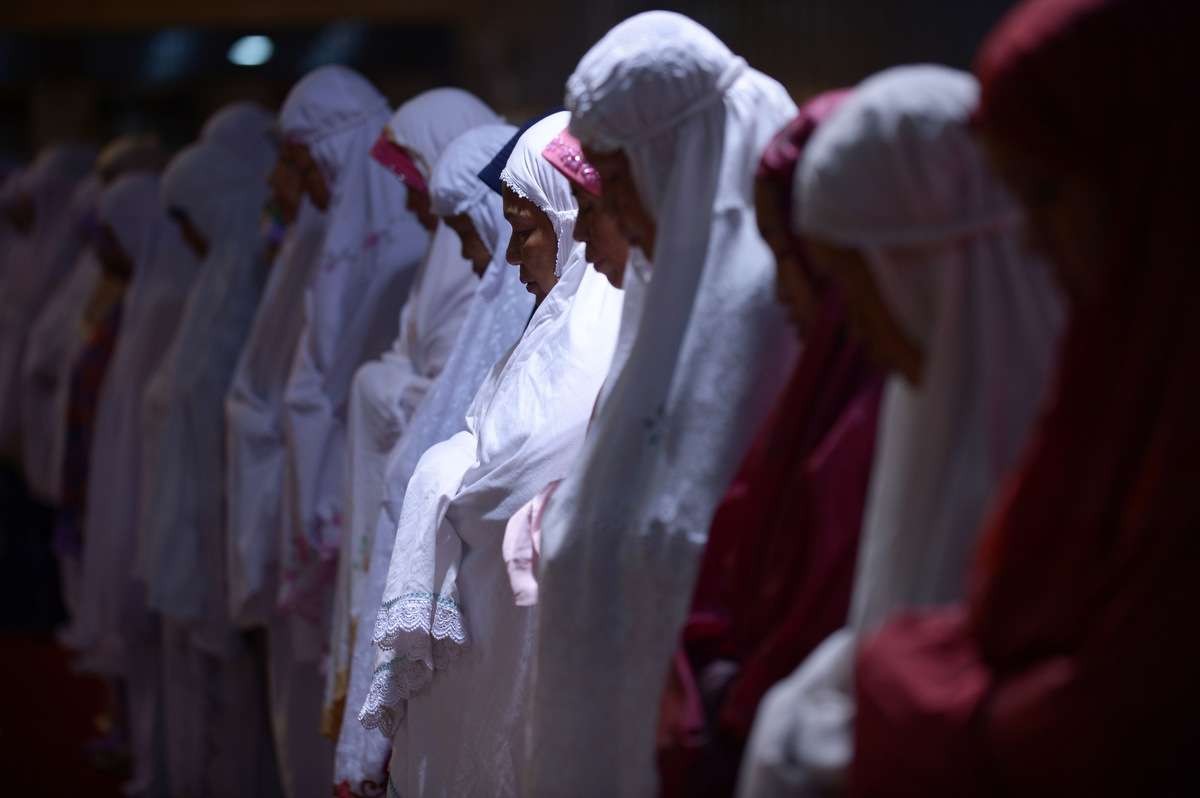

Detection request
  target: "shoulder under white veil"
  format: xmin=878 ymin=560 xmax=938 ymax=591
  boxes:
xmin=737 ymin=65 xmax=1064 ymax=798
xmin=332 ymin=121 xmax=529 ymax=795
xmin=528 ymin=13 xmax=797 ymax=796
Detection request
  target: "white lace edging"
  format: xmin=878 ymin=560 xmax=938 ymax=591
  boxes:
xmin=371 ymin=591 xmax=466 ymax=651
xmin=358 ymin=592 xmax=467 ymax=739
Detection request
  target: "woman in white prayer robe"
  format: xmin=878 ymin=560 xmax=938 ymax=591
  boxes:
xmin=276 ymin=66 xmax=427 ymax=660
xmin=222 ymin=133 xmax=333 ymax=798
xmin=359 ymin=111 xmax=622 ymax=797
xmin=137 ymin=116 xmax=281 ymax=797
xmin=332 ymin=122 xmax=528 ymax=796
xmin=327 ymin=87 xmax=501 ymax=737
xmin=526 ymin=13 xmax=797 ymax=797
xmin=74 ymin=172 xmax=203 ymax=795
xmin=736 ymin=65 xmax=1063 ymax=798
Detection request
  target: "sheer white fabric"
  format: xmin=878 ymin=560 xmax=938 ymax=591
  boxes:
xmin=276 ymin=66 xmax=428 ymax=657
xmin=528 ymin=14 xmax=797 ymax=796
xmin=140 ymin=127 xmax=276 ymax=647
xmin=332 ymin=123 xmax=528 ymax=795
xmin=327 ymin=88 xmax=500 ymax=737
xmin=364 ymin=112 xmax=623 ymax=797
xmin=137 ymin=113 xmax=281 ymax=798
xmin=71 ymin=173 xmax=201 ymax=793
xmin=0 ymin=144 xmax=95 ymax=457
xmin=500 ymin=247 xmax=652 ymax=609
xmin=73 ymin=172 xmax=201 ymax=674
xmin=737 ymin=65 xmax=1065 ymax=798
xmin=225 ymin=200 xmax=326 ymax=628
xmin=19 ymin=245 xmax=100 ymax=504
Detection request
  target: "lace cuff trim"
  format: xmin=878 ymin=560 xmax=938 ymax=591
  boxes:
xmin=358 ymin=592 xmax=466 ymax=738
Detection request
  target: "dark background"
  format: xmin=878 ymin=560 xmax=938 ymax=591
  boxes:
xmin=1 ymin=0 xmax=1020 ymax=158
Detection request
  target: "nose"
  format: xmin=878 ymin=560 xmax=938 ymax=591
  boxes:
xmin=506 ymin=236 xmax=521 ymax=266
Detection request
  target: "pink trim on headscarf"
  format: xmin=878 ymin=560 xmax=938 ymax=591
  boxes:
xmin=370 ymin=132 xmax=428 ymax=194
xmin=541 ymin=129 xmax=602 ymax=197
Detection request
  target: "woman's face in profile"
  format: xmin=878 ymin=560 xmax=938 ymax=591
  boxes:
xmin=503 ymin=186 xmax=559 ymax=304
xmin=582 ymin=147 xmax=656 ymax=257
xmin=94 ymin=223 xmax=134 ymax=280
xmin=444 ymin=213 xmax=492 ymax=278
xmin=269 ymin=142 xmax=306 ymax=225
xmin=754 ymin=177 xmax=818 ymax=334
xmin=571 ymin=183 xmax=628 ymax=289
xmin=806 ymin=238 xmax=924 ymax=385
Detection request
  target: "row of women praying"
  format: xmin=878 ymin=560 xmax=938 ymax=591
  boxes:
xmin=0 ymin=0 xmax=1193 ymax=795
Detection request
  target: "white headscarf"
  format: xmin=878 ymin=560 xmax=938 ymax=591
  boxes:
xmin=528 ymin=14 xmax=797 ymax=796
xmin=380 ymin=87 xmax=502 ymax=181
xmin=328 ymin=86 xmax=500 ymax=733
xmin=332 ymin=122 xmax=530 ymax=793
xmin=0 ymin=143 xmax=96 ymax=455
xmin=737 ymin=65 xmax=1064 ymax=798
xmin=276 ymin=66 xmax=428 ymax=655
xmin=201 ymin=100 xmax=277 ymax=173
xmin=360 ymin=111 xmax=622 ymax=738
xmin=140 ymin=131 xmax=276 ymax=655
xmin=225 ymin=200 xmax=326 ymax=627
xmin=73 ymin=173 xmax=202 ymax=673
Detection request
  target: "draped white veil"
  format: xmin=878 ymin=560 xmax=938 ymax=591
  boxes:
xmin=528 ymin=13 xmax=797 ymax=796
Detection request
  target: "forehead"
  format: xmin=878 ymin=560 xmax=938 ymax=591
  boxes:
xmin=581 ymin=146 xmax=626 ymax=173
xmin=501 ymin=186 xmax=539 ymax=219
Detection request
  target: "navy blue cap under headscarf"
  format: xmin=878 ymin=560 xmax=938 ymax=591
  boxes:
xmin=477 ymin=107 xmax=564 ymax=195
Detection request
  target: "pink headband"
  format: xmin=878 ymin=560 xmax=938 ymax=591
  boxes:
xmin=370 ymin=132 xmax=428 ymax=194
xmin=541 ymin=129 xmax=601 ymax=197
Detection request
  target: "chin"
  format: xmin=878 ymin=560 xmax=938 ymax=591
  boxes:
xmin=597 ymin=263 xmax=623 ymax=289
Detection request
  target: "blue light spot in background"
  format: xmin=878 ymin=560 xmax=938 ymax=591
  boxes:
xmin=228 ymin=35 xmax=275 ymax=67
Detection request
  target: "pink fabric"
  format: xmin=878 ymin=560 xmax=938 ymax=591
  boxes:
xmin=502 ymin=480 xmax=559 ymax=607
xmin=369 ymin=133 xmax=428 ymax=194
xmin=541 ymin=129 xmax=602 ymax=196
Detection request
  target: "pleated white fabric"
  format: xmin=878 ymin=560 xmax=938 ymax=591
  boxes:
xmin=276 ymin=66 xmax=428 ymax=659
xmin=225 ymin=200 xmax=326 ymax=628
xmin=332 ymin=123 xmax=528 ymax=795
xmin=363 ymin=112 xmax=623 ymax=797
xmin=527 ymin=14 xmax=797 ymax=796
xmin=737 ymin=65 xmax=1064 ymax=798
xmin=0 ymin=144 xmax=95 ymax=457
xmin=326 ymin=88 xmax=501 ymax=737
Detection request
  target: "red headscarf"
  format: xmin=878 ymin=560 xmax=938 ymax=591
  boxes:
xmin=852 ymin=2 xmax=1200 ymax=794
xmin=658 ymin=90 xmax=883 ymax=796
